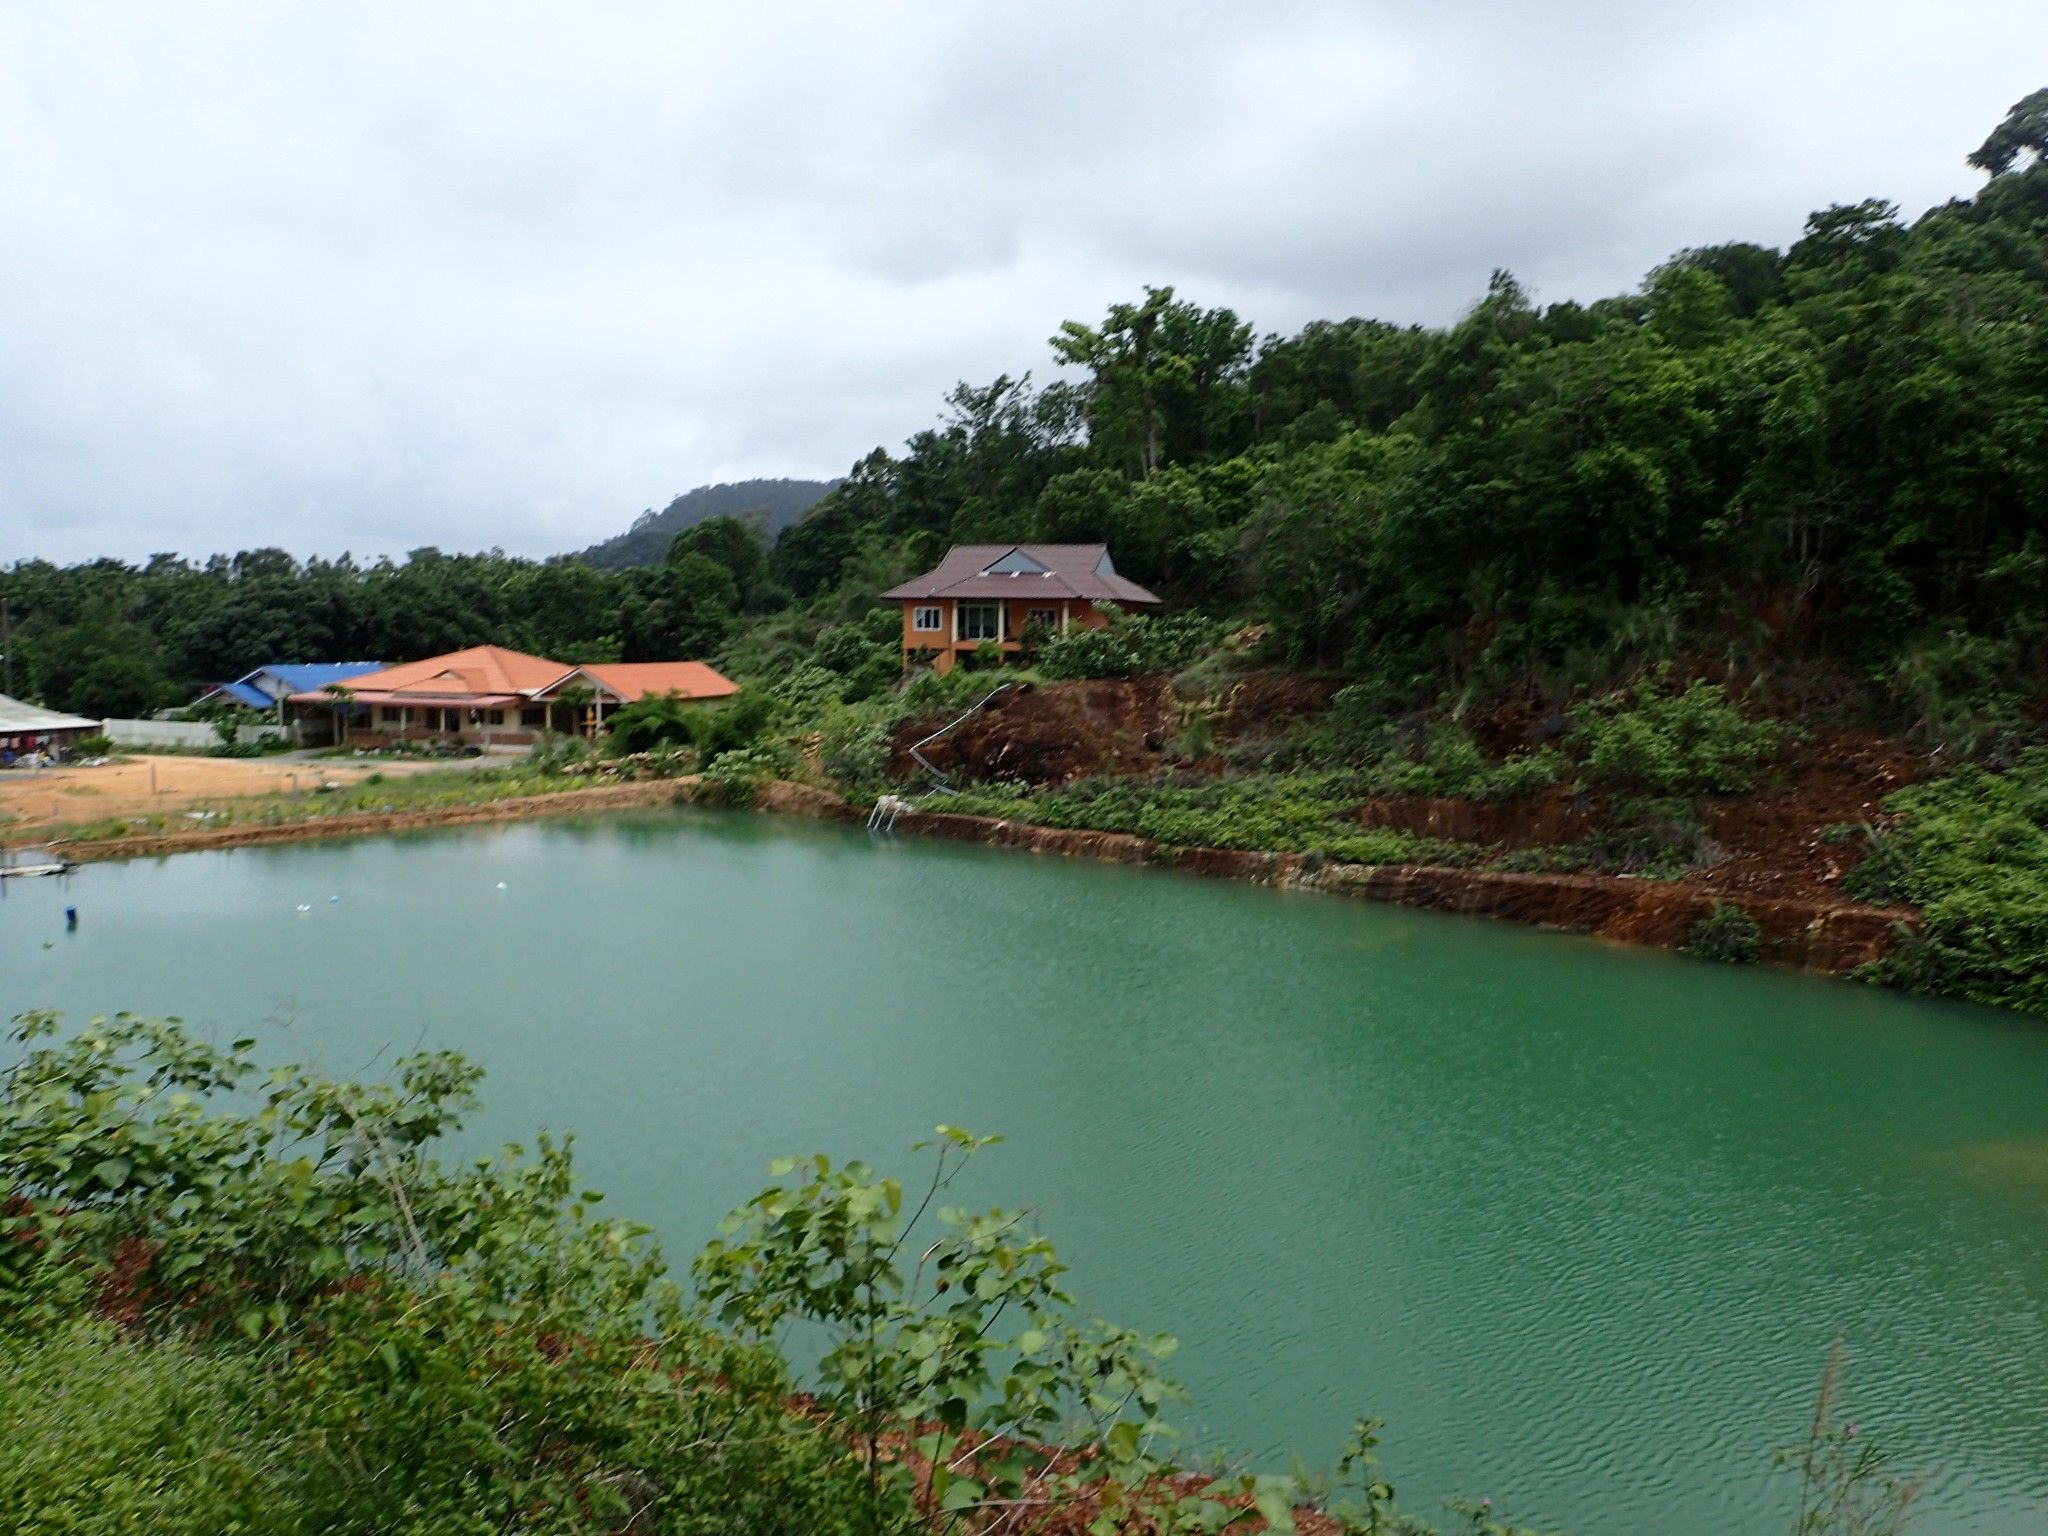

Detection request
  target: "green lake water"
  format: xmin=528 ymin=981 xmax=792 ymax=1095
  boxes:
xmin=4 ymin=809 xmax=2047 ymax=1534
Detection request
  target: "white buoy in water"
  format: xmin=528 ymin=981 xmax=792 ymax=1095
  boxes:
xmin=329 ymin=894 xmax=340 ymax=903
xmin=496 ymin=881 xmax=507 ymax=890
xmin=296 ymin=903 xmax=312 ymax=913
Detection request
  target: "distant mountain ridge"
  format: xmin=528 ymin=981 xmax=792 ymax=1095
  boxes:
xmin=577 ymin=478 xmax=838 ymax=569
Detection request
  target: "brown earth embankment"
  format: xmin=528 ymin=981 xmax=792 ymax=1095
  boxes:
xmin=61 ymin=781 xmax=688 ymax=862
xmin=791 ymin=794 xmax=1911 ymax=975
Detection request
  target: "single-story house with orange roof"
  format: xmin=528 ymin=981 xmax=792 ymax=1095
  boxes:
xmin=286 ymin=645 xmax=739 ymax=749
xmin=880 ymin=543 xmax=1161 ymax=673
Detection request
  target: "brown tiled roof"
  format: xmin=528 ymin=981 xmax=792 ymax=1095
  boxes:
xmin=880 ymin=544 xmax=1161 ymax=605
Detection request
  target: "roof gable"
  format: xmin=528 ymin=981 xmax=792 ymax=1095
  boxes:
xmin=202 ymin=681 xmax=274 ymax=710
xmin=982 ymin=548 xmax=1049 ymax=574
xmin=328 ymin=645 xmax=570 ymax=699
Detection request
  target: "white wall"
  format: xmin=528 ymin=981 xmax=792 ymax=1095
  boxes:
xmin=100 ymin=717 xmax=283 ymax=749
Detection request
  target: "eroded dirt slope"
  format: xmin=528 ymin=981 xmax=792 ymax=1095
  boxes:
xmin=890 ymin=674 xmax=1924 ymax=914
xmin=888 ymin=672 xmax=1338 ymax=786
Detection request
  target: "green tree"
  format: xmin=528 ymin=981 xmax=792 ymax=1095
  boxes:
xmin=1051 ymin=285 xmax=1253 ymax=477
xmin=669 ymin=516 xmax=771 ymax=609
xmin=1968 ymin=86 xmax=2048 ymax=176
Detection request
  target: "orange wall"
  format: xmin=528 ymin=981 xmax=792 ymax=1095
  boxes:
xmin=896 ymin=598 xmax=1127 ymax=672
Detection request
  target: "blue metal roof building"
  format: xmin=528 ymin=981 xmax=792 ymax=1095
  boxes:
xmin=199 ymin=662 xmax=385 ymax=713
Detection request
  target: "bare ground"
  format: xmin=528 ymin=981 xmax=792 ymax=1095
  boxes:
xmin=0 ymin=754 xmax=458 ymax=842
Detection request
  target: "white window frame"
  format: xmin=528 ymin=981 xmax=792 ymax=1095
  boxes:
xmin=956 ymin=602 xmax=1003 ymax=641
xmin=912 ymin=605 xmax=943 ymax=632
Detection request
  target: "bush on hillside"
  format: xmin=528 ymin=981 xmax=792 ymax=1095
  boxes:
xmin=1038 ymin=609 xmax=1226 ymax=680
xmin=1569 ymin=677 xmax=1786 ymax=795
xmin=1689 ymin=902 xmax=1763 ymax=963
xmin=1847 ymin=748 xmax=2048 ymax=1016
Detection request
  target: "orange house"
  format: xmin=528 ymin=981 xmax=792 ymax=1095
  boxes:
xmin=880 ymin=544 xmax=1161 ymax=673
xmin=287 ymin=645 xmax=739 ymax=748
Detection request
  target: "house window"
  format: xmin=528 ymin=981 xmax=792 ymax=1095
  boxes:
xmin=521 ymin=707 xmax=546 ymax=728
xmin=957 ymin=602 xmax=1002 ymax=641
xmin=486 ymin=709 xmax=505 ymax=726
xmin=380 ymin=707 xmax=401 ymax=724
xmin=1025 ymin=607 xmax=1059 ymax=633
xmin=912 ymin=605 xmax=943 ymax=632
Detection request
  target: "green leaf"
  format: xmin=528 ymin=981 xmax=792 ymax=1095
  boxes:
xmin=939 ymin=1476 xmax=986 ymax=1512
xmin=1106 ymin=1420 xmax=1141 ymax=1464
xmin=1250 ymin=1475 xmax=1298 ymax=1531
xmin=92 ymin=1156 xmax=132 ymax=1189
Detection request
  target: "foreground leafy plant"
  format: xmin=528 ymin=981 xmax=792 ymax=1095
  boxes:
xmin=0 ymin=1011 xmax=865 ymax=1535
xmin=695 ymin=1128 xmax=1302 ymax=1533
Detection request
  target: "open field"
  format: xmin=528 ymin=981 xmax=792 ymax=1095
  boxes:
xmin=0 ymin=754 xmax=458 ymax=840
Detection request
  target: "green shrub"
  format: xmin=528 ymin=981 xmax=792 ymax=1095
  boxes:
xmin=606 ymin=690 xmax=703 ymax=754
xmin=701 ymin=745 xmax=785 ymax=808
xmin=1303 ymin=713 xmax=1564 ymax=801
xmin=1038 ymin=609 xmax=1225 ymax=680
xmin=1689 ymin=902 xmax=1763 ymax=963
xmin=0 ymin=1321 xmax=304 ymax=1535
xmin=1587 ymin=795 xmax=1716 ymax=878
xmin=1889 ymin=629 xmax=2028 ymax=757
xmin=0 ymin=1013 xmax=869 ymax=1536
xmin=1374 ymin=724 xmax=1563 ymax=800
xmin=72 ymin=733 xmax=115 ymax=756
xmin=818 ymin=717 xmax=891 ymax=796
xmin=899 ymin=662 xmax=1008 ymax=721
xmin=695 ymin=691 xmax=775 ymax=758
xmin=946 ymin=773 xmax=1469 ymax=867
xmin=527 ymin=733 xmax=594 ymax=772
xmin=1847 ymin=748 xmax=2048 ymax=1015
xmin=1570 ymin=678 xmax=1786 ymax=794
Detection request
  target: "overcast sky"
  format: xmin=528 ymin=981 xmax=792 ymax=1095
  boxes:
xmin=3 ymin=2 xmax=2043 ymax=567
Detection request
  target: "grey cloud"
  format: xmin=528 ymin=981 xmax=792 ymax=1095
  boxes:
xmin=2 ymin=0 xmax=2044 ymax=565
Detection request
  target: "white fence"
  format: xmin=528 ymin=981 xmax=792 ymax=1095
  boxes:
xmin=99 ymin=717 xmax=284 ymax=750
